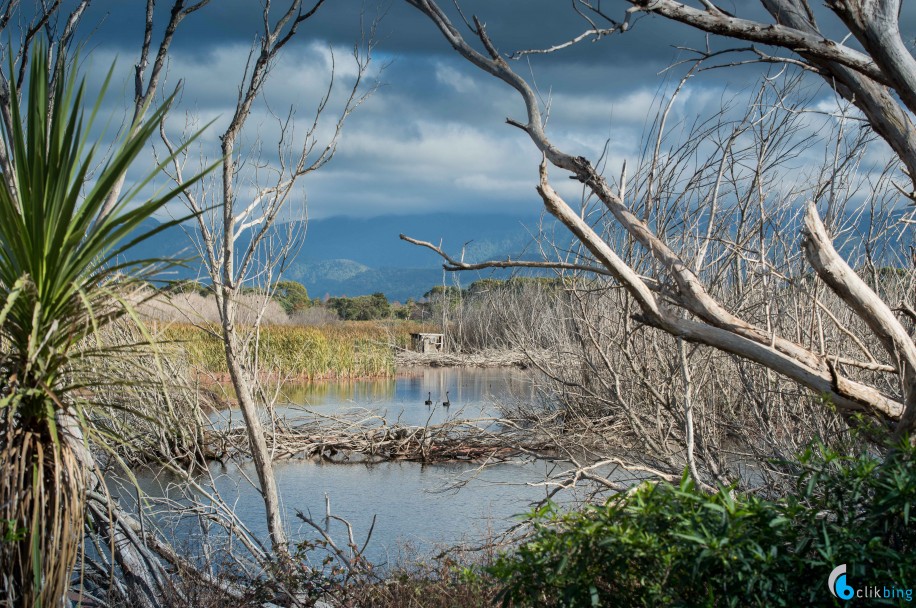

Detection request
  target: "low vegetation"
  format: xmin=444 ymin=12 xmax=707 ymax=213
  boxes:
xmin=488 ymin=437 xmax=916 ymax=607
xmin=159 ymin=549 xmax=499 ymax=608
xmin=327 ymin=292 xmax=392 ymax=321
xmin=161 ymin=321 xmax=429 ymax=381
xmin=147 ymin=281 xmax=431 ymax=324
xmin=138 ymin=282 xmax=438 ymax=381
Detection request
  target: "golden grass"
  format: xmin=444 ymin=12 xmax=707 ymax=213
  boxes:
xmin=160 ymin=320 xmax=435 ymax=380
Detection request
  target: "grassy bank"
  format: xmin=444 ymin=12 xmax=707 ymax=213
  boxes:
xmin=160 ymin=320 xmax=434 ymax=380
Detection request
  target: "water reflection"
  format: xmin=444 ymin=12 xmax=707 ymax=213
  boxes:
xmin=265 ymin=366 xmax=537 ymax=427
xmin=140 ymin=367 xmax=553 ymax=564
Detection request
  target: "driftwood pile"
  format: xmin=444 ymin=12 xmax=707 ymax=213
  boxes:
xmin=207 ymin=411 xmax=547 ymax=464
xmin=394 ymin=348 xmax=534 ymax=368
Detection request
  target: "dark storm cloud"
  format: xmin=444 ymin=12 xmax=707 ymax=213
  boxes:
xmin=55 ymin=0 xmax=916 ymax=84
xmin=52 ymin=1 xmax=914 ymax=218
xmin=79 ymin=0 xmax=734 ymax=100
xmin=83 ymin=1 xmax=694 ymax=60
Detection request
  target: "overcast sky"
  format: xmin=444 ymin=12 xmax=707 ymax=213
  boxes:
xmin=54 ymin=1 xmax=916 ymax=220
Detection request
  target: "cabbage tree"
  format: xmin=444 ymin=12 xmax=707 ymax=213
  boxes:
xmin=0 ymin=44 xmax=206 ymax=606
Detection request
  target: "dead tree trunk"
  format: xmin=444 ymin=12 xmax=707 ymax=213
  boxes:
xmin=161 ymin=0 xmax=374 ymax=556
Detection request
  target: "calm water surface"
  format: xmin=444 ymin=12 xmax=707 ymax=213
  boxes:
xmin=218 ymin=366 xmax=537 ymax=427
xmin=135 ymin=367 xmax=558 ymax=565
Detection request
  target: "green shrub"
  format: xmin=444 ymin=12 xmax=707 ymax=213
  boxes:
xmin=274 ymin=280 xmax=311 ymax=314
xmin=327 ymin=292 xmax=391 ymax=321
xmin=490 ymin=440 xmax=916 ymax=607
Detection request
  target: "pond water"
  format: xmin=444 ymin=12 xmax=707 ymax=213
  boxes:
xmin=131 ymin=367 xmax=564 ymax=566
xmin=218 ymin=365 xmax=537 ymax=427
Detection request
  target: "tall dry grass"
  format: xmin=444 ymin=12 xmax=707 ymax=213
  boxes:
xmin=139 ymin=290 xmax=291 ymax=325
xmin=139 ymin=289 xmax=436 ymax=379
xmin=159 ymin=321 xmax=432 ymax=380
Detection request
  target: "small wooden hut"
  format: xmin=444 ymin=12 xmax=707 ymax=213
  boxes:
xmin=410 ymin=332 xmax=444 ymax=354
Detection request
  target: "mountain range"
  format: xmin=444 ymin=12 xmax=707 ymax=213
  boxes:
xmin=127 ymin=213 xmax=549 ymax=302
xmin=125 ymin=207 xmax=912 ymax=303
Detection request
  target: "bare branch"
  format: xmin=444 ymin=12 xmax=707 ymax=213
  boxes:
xmin=802 ymin=203 xmax=916 ymax=434
xmin=399 ymin=233 xmax=616 ymax=277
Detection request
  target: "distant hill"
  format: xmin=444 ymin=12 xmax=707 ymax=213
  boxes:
xmin=122 ymin=207 xmax=914 ymax=302
xmin=125 ymin=213 xmax=548 ymax=301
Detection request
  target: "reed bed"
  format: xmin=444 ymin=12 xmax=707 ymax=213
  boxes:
xmin=160 ymin=321 xmax=434 ymax=380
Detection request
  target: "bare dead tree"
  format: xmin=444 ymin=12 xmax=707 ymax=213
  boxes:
xmin=408 ymin=0 xmax=916 ymax=446
xmin=160 ymin=0 xmax=375 ymax=555
xmin=392 ymin=0 xmax=913 ymax=498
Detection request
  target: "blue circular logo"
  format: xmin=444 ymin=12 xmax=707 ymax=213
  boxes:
xmin=829 ymin=564 xmax=854 ymax=600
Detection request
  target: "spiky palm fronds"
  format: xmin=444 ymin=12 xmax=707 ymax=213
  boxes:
xmin=0 ymin=44 xmax=207 ymax=607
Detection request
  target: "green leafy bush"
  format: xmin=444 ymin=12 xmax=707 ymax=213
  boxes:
xmin=327 ymin=292 xmax=391 ymax=320
xmin=274 ymin=280 xmax=312 ymax=314
xmin=490 ymin=440 xmax=916 ymax=607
